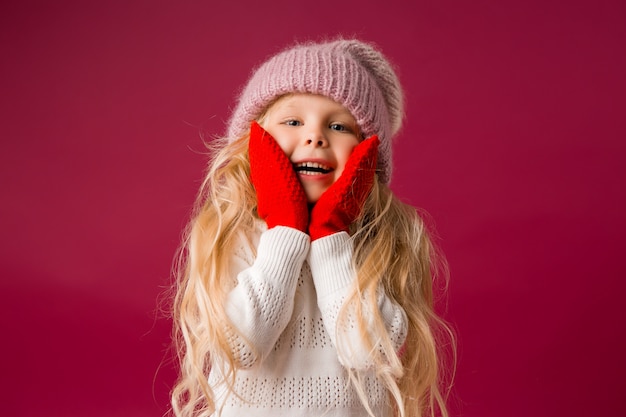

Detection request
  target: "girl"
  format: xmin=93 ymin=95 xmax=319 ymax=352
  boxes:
xmin=171 ymin=39 xmax=454 ymax=417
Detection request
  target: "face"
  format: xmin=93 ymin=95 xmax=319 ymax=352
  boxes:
xmin=261 ymin=94 xmax=361 ymax=203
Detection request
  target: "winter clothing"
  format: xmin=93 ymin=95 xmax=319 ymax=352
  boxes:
xmin=212 ymin=222 xmax=408 ymax=416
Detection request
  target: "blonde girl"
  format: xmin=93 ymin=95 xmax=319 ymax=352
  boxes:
xmin=171 ymin=39 xmax=454 ymax=417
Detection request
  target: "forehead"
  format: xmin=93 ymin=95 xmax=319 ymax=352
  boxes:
xmin=269 ymin=93 xmax=355 ymax=117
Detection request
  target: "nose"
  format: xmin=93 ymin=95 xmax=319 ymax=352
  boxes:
xmin=304 ymin=128 xmax=328 ymax=147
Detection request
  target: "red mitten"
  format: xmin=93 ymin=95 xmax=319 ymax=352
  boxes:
xmin=308 ymin=136 xmax=379 ymax=240
xmin=248 ymin=121 xmax=309 ymax=232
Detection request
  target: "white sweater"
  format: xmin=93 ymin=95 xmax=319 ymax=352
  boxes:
xmin=210 ymin=222 xmax=408 ymax=416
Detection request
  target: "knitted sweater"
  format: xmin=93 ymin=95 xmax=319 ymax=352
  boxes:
xmin=210 ymin=222 xmax=408 ymax=416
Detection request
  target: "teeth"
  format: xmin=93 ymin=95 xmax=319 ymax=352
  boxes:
xmin=296 ymin=162 xmax=330 ymax=170
xmin=294 ymin=162 xmax=332 ymax=175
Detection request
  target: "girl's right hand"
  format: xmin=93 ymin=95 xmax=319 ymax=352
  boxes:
xmin=248 ymin=121 xmax=309 ymax=232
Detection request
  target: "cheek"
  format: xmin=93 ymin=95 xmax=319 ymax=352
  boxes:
xmin=334 ymin=143 xmax=359 ymax=177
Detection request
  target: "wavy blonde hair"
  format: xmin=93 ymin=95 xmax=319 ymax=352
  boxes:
xmin=171 ymin=129 xmax=455 ymax=417
xmin=344 ymin=180 xmax=456 ymax=417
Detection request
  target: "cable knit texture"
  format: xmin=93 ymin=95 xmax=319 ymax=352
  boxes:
xmin=214 ymin=221 xmax=408 ymax=416
xmin=226 ymin=39 xmax=404 ymax=184
xmin=248 ymin=121 xmax=309 ymax=231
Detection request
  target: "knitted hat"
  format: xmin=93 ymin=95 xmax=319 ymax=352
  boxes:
xmin=226 ymin=39 xmax=404 ymax=184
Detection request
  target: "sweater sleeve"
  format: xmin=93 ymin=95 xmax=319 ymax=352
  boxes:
xmin=224 ymin=226 xmax=310 ymax=368
xmin=308 ymin=232 xmax=408 ymax=371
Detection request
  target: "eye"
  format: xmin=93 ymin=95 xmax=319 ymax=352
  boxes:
xmin=330 ymin=123 xmax=349 ymax=132
xmin=284 ymin=119 xmax=301 ymax=127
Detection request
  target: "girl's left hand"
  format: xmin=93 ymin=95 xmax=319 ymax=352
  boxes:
xmin=308 ymin=136 xmax=379 ymax=240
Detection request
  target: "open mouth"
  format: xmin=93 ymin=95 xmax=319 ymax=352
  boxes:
xmin=293 ymin=162 xmax=332 ymax=175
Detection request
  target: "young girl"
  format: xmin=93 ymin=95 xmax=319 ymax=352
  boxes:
xmin=171 ymin=39 xmax=453 ymax=417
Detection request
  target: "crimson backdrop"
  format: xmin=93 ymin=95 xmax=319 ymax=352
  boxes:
xmin=1 ymin=1 xmax=625 ymax=416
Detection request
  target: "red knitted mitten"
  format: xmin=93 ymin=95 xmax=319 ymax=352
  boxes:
xmin=248 ymin=121 xmax=309 ymax=232
xmin=308 ymin=136 xmax=379 ymax=240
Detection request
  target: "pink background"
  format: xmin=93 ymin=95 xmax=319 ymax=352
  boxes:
xmin=1 ymin=1 xmax=624 ymax=416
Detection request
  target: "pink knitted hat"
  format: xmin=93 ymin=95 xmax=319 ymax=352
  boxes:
xmin=226 ymin=39 xmax=404 ymax=184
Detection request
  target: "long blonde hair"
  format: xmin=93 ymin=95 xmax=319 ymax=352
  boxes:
xmin=346 ymin=180 xmax=456 ymax=417
xmin=171 ymin=132 xmax=455 ymax=417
